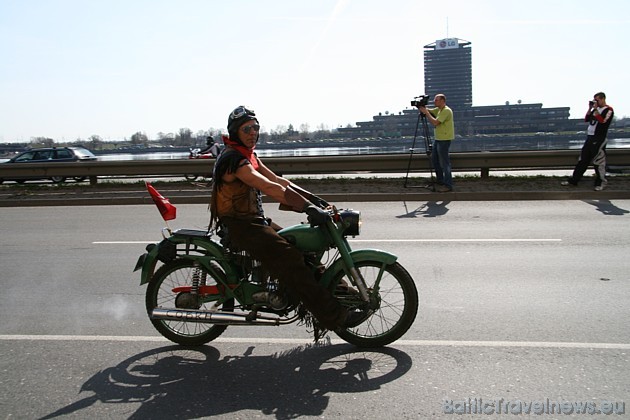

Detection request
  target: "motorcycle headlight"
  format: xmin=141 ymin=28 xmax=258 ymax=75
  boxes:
xmin=340 ymin=209 xmax=361 ymax=237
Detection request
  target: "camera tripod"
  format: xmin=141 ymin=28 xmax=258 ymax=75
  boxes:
xmin=403 ymin=111 xmax=436 ymax=190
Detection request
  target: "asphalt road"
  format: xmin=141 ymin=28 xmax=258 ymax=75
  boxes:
xmin=1 ymin=201 xmax=629 ymax=418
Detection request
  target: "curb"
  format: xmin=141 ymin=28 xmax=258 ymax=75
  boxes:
xmin=320 ymin=191 xmax=630 ymax=202
xmin=2 ymin=191 xmax=629 ymax=207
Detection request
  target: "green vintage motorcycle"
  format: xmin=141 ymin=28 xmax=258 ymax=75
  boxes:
xmin=135 ymin=197 xmax=418 ymax=348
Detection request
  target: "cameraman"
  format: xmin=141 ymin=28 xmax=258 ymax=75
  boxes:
xmin=562 ymin=92 xmax=614 ymax=191
xmin=418 ymin=93 xmax=455 ymax=192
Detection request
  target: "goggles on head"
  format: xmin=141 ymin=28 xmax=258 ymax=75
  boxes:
xmin=230 ymin=106 xmax=255 ymax=121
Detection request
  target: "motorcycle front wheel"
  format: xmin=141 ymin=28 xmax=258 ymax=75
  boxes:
xmin=333 ymin=261 xmax=418 ymax=348
xmin=146 ymin=259 xmax=233 ymax=346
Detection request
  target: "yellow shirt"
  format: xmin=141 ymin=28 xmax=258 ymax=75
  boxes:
xmin=429 ymin=105 xmax=454 ymax=140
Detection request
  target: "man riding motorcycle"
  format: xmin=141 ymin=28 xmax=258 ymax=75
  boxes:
xmin=209 ymin=106 xmax=363 ymax=330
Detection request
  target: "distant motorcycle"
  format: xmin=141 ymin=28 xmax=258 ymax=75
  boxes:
xmin=184 ymin=148 xmax=215 ymax=181
xmin=135 ymin=186 xmax=419 ymax=348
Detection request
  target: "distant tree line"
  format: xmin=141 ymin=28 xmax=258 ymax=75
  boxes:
xmin=13 ymin=123 xmax=351 ymax=151
xmin=8 ymin=114 xmax=628 ymax=152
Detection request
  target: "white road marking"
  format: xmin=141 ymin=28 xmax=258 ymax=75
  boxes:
xmin=0 ymin=335 xmax=626 ymax=349
xmin=93 ymin=239 xmax=562 ymax=245
xmin=350 ymin=239 xmax=562 ymax=243
xmin=94 ymin=241 xmax=156 ymax=244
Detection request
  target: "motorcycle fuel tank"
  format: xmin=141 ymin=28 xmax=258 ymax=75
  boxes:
xmin=278 ymin=223 xmax=330 ymax=252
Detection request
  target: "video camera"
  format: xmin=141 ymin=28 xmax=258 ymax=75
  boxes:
xmin=411 ymin=94 xmax=431 ymax=108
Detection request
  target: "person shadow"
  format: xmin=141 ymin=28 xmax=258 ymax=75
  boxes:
xmin=39 ymin=343 xmax=412 ymax=419
xmin=397 ymin=201 xmax=450 ymax=218
xmin=583 ymin=199 xmax=630 ymax=216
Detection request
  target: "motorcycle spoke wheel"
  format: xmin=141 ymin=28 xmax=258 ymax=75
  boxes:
xmin=146 ymin=259 xmax=233 ymax=346
xmin=334 ymin=261 xmax=418 ymax=348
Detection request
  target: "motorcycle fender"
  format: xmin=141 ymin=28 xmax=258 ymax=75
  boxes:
xmin=136 ymin=243 xmax=162 ymax=286
xmin=136 ymin=235 xmax=226 ymax=286
xmin=320 ymin=249 xmax=398 ymax=288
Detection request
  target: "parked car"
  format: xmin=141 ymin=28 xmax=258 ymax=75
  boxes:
xmin=0 ymin=146 xmax=97 ymax=184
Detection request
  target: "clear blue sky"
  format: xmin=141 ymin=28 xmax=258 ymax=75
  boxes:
xmin=1 ymin=0 xmax=628 ymax=142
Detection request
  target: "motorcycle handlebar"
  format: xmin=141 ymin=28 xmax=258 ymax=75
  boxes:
xmin=289 ymin=183 xmax=330 ymax=208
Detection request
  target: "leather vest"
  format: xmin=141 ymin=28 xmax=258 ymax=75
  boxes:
xmin=214 ymin=177 xmax=263 ymax=219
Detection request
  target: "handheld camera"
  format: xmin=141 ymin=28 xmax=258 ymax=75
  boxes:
xmin=411 ymin=94 xmax=431 ymax=108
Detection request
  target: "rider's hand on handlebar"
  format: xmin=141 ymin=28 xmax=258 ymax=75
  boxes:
xmin=303 ymin=204 xmax=329 ymax=226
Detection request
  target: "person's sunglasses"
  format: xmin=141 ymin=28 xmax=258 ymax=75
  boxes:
xmin=241 ymin=124 xmax=260 ymax=134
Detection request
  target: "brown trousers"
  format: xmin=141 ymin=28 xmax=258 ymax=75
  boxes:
xmin=220 ymin=217 xmax=345 ymax=329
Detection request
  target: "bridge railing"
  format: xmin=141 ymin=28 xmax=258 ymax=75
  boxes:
xmin=1 ymin=150 xmax=629 ymax=184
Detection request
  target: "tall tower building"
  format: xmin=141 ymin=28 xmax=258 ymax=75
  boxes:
xmin=337 ymin=37 xmax=578 ymax=139
xmin=423 ymin=38 xmax=472 ymax=110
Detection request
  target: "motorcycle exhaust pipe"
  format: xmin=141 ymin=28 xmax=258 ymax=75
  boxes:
xmin=151 ymin=308 xmax=294 ymax=326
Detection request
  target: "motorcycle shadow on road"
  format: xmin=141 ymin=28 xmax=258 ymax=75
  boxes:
xmin=40 ymin=342 xmax=412 ymax=419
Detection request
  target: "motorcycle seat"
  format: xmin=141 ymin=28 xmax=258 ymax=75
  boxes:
xmin=172 ymin=229 xmax=211 ymax=239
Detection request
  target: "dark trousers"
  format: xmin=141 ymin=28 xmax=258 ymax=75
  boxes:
xmin=570 ymin=135 xmax=608 ymax=186
xmin=221 ymin=217 xmax=345 ymax=329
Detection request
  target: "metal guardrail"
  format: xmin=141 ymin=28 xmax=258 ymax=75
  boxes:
xmin=1 ymin=150 xmax=629 ymax=183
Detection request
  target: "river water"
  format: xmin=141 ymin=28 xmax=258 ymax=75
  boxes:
xmin=97 ymin=138 xmax=630 ymax=162
xmin=97 ymin=145 xmax=402 ymax=161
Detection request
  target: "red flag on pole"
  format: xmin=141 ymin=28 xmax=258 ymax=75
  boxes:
xmin=146 ymin=182 xmax=177 ymax=221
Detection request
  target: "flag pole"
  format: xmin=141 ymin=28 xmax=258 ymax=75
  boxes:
xmin=164 ymin=220 xmax=172 ymax=235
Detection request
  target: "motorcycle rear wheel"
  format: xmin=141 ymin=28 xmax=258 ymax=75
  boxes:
xmin=333 ymin=261 xmax=418 ymax=348
xmin=146 ymin=259 xmax=233 ymax=346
